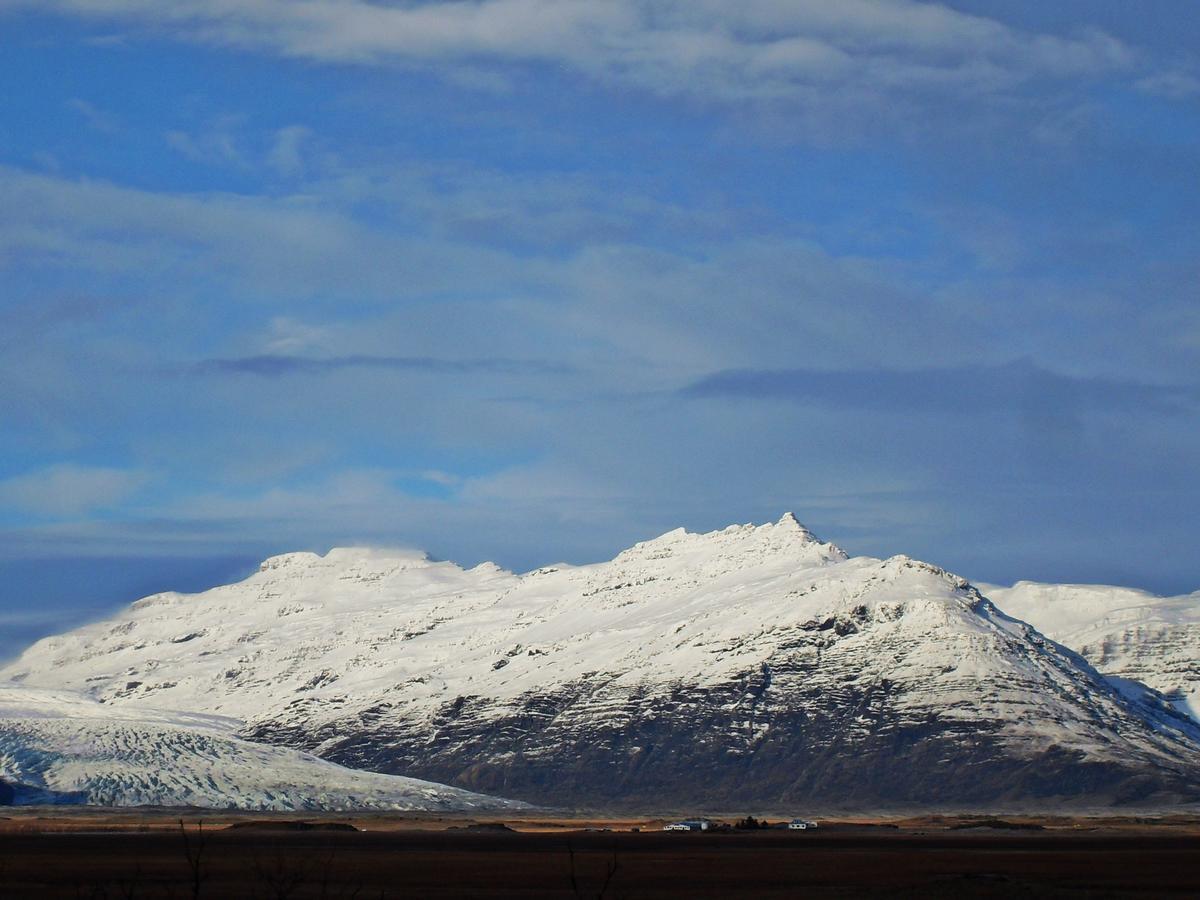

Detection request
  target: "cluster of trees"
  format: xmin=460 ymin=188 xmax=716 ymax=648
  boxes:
xmin=733 ymin=815 xmax=776 ymax=830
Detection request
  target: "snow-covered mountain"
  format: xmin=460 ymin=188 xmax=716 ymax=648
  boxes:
xmin=0 ymin=684 xmax=523 ymax=810
xmin=5 ymin=515 xmax=1199 ymax=809
xmin=980 ymin=582 xmax=1200 ymax=724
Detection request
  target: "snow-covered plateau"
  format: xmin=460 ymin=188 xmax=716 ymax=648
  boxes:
xmin=3 ymin=514 xmax=1198 ymax=809
xmin=0 ymin=684 xmax=524 ymax=810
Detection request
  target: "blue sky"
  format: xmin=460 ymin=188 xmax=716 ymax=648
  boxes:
xmin=1 ymin=1 xmax=1198 ymax=659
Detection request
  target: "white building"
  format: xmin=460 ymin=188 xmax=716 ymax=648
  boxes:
xmin=663 ymin=819 xmax=711 ymax=831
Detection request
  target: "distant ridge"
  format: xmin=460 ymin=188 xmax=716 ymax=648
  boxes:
xmin=981 ymin=581 xmax=1200 ymax=724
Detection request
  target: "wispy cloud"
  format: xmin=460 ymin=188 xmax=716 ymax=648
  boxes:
xmin=267 ymin=125 xmax=311 ymax=178
xmin=0 ymin=162 xmax=725 ymax=305
xmin=0 ymin=465 xmax=150 ymax=518
xmin=682 ymin=361 xmax=1200 ymax=417
xmin=6 ymin=1 xmax=1141 ymax=117
xmin=1136 ymin=69 xmax=1200 ymax=99
xmin=66 ymin=98 xmax=118 ymax=133
xmin=189 ymin=354 xmax=572 ymax=377
xmin=164 ymin=116 xmax=247 ymax=168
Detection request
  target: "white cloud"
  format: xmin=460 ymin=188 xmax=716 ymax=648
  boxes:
xmin=1136 ymin=70 xmax=1200 ymax=99
xmin=0 ymin=161 xmax=740 ymax=311
xmin=0 ymin=464 xmax=149 ymax=517
xmin=262 ymin=316 xmax=334 ymax=354
xmin=164 ymin=117 xmax=247 ymax=168
xmin=66 ymin=98 xmax=118 ymax=133
xmin=0 ymin=164 xmax=406 ymax=298
xmin=0 ymin=158 xmax=1079 ymax=400
xmin=267 ymin=125 xmax=311 ymax=177
xmin=4 ymin=1 xmax=1138 ymax=110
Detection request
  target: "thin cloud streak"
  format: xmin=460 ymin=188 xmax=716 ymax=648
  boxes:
xmin=0 ymin=464 xmax=150 ymax=517
xmin=189 ymin=354 xmax=574 ymax=377
xmin=682 ymin=362 xmax=1200 ymax=417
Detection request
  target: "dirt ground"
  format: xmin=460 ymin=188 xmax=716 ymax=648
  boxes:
xmin=0 ymin=810 xmax=1198 ymax=898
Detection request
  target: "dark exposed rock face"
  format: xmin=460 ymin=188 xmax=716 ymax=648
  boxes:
xmin=247 ymin=660 xmax=1200 ymax=809
xmin=0 ymin=779 xmax=88 ymax=806
xmin=306 ymin=721 xmax=1186 ymax=809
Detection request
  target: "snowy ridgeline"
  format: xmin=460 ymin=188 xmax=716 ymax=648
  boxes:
xmin=0 ymin=685 xmax=525 ymax=810
xmin=2 ymin=514 xmax=1199 ymax=809
xmin=4 ymin=515 xmax=854 ymax=724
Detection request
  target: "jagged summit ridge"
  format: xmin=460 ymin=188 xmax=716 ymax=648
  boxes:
xmin=246 ymin=513 xmax=841 ymax=580
xmin=613 ymin=513 xmax=846 ymax=571
xmin=4 ymin=515 xmax=1199 ymax=809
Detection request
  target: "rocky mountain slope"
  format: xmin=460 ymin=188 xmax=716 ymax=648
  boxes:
xmin=5 ymin=515 xmax=1199 ymax=809
xmin=0 ymin=684 xmax=522 ymax=810
xmin=981 ymin=581 xmax=1200 ymax=724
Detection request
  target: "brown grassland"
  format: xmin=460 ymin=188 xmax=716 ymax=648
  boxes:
xmin=0 ymin=808 xmax=1198 ymax=898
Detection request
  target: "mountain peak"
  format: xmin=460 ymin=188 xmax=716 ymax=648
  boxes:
xmin=775 ymin=510 xmax=815 ymax=536
xmin=768 ymin=512 xmax=847 ymax=561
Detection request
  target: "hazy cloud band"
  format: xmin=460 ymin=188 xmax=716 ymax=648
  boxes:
xmin=683 ymin=362 xmax=1200 ymax=417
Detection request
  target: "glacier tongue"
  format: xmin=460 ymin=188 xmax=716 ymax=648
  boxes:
xmin=4 ymin=516 xmax=1199 ymax=809
xmin=0 ymin=684 xmax=524 ymax=811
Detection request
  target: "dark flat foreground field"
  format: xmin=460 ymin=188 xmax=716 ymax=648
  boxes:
xmin=1 ymin=817 xmax=1198 ymax=898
